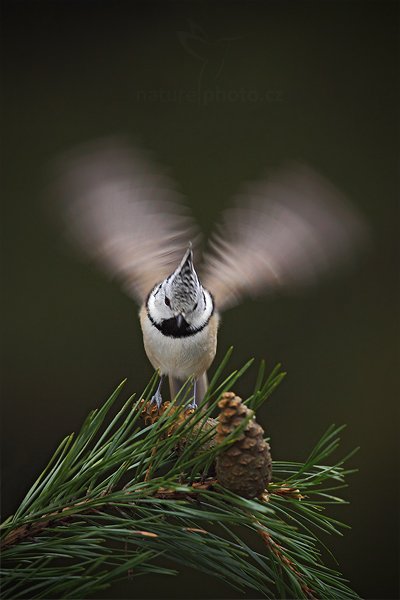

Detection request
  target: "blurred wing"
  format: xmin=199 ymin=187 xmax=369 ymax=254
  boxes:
xmin=202 ymin=164 xmax=368 ymax=311
xmin=51 ymin=138 xmax=199 ymax=303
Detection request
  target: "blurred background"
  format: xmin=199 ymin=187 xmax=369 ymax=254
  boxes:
xmin=2 ymin=1 xmax=398 ymax=599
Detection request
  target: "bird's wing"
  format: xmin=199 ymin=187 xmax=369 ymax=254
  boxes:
xmin=201 ymin=164 xmax=368 ymax=311
xmin=51 ymin=138 xmax=199 ymax=303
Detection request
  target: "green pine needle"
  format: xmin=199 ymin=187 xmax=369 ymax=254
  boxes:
xmin=1 ymin=349 xmax=359 ymax=599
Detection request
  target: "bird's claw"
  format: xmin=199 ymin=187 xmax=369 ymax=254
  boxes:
xmin=187 ymin=398 xmax=197 ymax=410
xmin=150 ymin=389 xmax=163 ymax=409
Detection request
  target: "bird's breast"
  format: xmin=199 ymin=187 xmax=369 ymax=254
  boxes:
xmin=139 ymin=305 xmax=219 ymax=379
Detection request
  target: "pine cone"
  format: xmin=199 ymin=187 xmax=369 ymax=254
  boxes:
xmin=140 ymin=399 xmax=194 ymax=432
xmin=215 ymin=392 xmax=272 ymax=498
xmin=140 ymin=399 xmax=217 ymax=455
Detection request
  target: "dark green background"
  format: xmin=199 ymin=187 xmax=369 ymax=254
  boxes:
xmin=2 ymin=1 xmax=399 ymax=598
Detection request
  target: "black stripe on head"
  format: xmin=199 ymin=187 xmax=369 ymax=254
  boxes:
xmin=202 ymin=290 xmax=207 ymax=309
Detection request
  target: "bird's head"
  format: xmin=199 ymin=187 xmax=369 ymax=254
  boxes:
xmin=147 ymin=245 xmax=213 ymax=335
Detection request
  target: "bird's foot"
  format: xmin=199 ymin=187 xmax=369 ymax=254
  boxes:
xmin=186 ymin=379 xmax=198 ymax=410
xmin=187 ymin=397 xmax=197 ymax=410
xmin=150 ymin=388 xmax=163 ymax=410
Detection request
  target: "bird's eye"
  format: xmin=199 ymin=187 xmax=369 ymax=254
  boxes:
xmin=164 ymin=296 xmax=171 ymax=307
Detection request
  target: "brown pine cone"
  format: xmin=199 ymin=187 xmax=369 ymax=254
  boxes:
xmin=140 ymin=399 xmax=194 ymax=431
xmin=215 ymin=392 xmax=272 ymax=498
xmin=140 ymin=399 xmax=217 ymax=454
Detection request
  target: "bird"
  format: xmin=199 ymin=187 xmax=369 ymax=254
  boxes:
xmin=51 ymin=138 xmax=367 ymax=408
xmin=139 ymin=243 xmax=218 ymax=408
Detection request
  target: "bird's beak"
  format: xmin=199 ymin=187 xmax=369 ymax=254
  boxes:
xmin=176 ymin=314 xmax=184 ymax=328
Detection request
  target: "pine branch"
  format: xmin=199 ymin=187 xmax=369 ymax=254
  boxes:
xmin=1 ymin=349 xmax=359 ymax=599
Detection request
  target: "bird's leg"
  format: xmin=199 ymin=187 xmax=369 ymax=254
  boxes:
xmin=150 ymin=375 xmax=164 ymax=409
xmin=187 ymin=379 xmax=197 ymax=410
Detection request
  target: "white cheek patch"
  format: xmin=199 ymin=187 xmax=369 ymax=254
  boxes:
xmin=147 ymin=289 xmax=171 ymax=323
xmin=188 ymin=288 xmax=214 ymax=330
